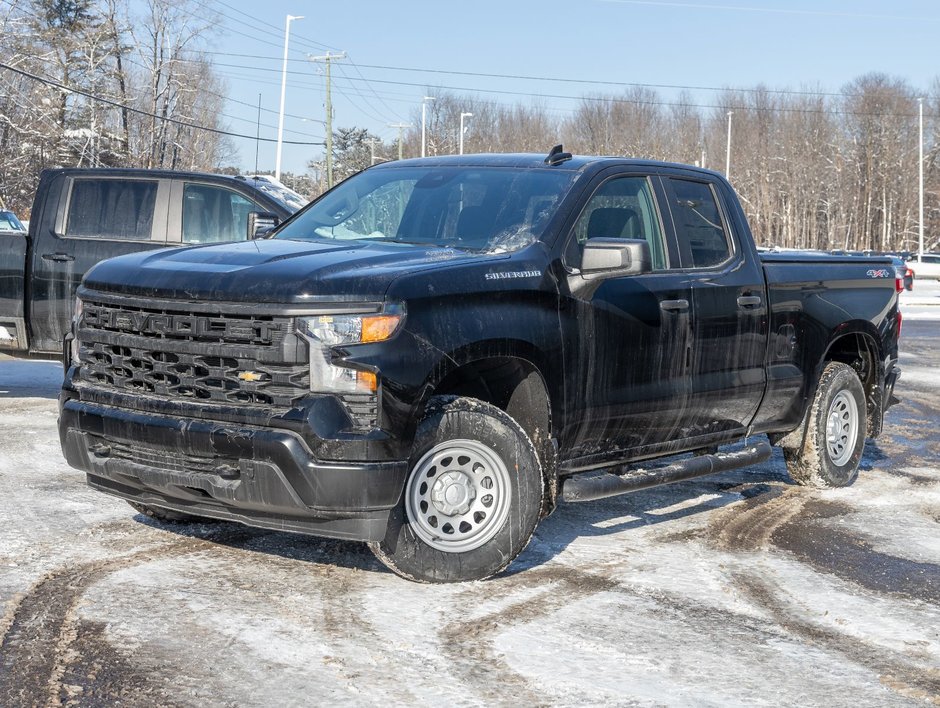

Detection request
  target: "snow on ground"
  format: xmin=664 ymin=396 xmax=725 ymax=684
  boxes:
xmin=0 ymin=327 xmax=938 ymax=705
xmin=901 ymin=277 xmax=940 ymax=320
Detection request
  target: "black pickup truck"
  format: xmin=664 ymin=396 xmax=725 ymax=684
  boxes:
xmin=59 ymin=150 xmax=901 ymax=583
xmin=0 ymin=168 xmax=300 ymax=357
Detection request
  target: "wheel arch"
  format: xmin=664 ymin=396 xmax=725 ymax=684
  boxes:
xmin=775 ymin=323 xmax=884 ymax=450
xmin=414 ymin=339 xmax=558 ymax=515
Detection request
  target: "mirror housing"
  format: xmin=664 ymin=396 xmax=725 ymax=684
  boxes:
xmin=247 ymin=211 xmax=280 ymax=239
xmin=581 ymin=238 xmax=652 ymax=277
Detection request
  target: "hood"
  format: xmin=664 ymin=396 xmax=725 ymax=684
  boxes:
xmin=82 ymin=238 xmax=500 ymax=304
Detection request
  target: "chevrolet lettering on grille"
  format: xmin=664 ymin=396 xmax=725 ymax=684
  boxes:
xmin=90 ymin=307 xmax=279 ymax=343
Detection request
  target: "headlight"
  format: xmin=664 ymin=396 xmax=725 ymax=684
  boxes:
xmin=297 ymin=305 xmax=404 ymax=394
xmin=70 ymin=296 xmax=84 ymax=366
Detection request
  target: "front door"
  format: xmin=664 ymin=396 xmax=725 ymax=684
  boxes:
xmin=560 ymin=173 xmax=695 ymax=465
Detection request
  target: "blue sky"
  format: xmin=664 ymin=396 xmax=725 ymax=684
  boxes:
xmin=201 ymin=0 xmax=940 ymax=174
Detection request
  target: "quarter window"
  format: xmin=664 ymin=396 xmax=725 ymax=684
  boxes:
xmin=669 ymin=179 xmax=732 ymax=268
xmin=182 ymin=184 xmax=260 ymax=244
xmin=569 ymin=176 xmax=667 ymax=270
xmin=65 ymin=179 xmax=157 ymax=240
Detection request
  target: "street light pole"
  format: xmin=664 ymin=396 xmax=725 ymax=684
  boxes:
xmin=459 ymin=112 xmax=473 ymax=155
xmin=275 ymin=14 xmax=303 ymax=181
xmin=421 ymin=96 xmax=434 ymax=158
xmin=255 ymin=93 xmax=261 ymax=174
xmin=725 ymin=111 xmax=733 ymax=180
xmin=919 ymin=97 xmax=925 ymax=263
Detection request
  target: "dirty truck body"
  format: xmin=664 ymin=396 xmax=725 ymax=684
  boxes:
xmin=59 ymin=153 xmax=901 ymax=582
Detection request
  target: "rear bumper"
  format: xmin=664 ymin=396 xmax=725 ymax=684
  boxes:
xmin=59 ymin=399 xmax=409 ymax=541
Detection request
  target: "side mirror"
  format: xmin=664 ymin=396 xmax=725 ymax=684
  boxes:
xmin=581 ymin=238 xmax=652 ymax=277
xmin=247 ymin=211 xmax=280 ymax=239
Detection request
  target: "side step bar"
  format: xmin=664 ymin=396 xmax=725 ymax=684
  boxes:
xmin=561 ymin=441 xmax=772 ymax=503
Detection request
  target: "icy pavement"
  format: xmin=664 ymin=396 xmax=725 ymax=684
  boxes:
xmin=0 ymin=329 xmax=938 ymax=706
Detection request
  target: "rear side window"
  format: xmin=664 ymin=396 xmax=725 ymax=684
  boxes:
xmin=669 ymin=179 xmax=732 ymax=269
xmin=66 ymin=179 xmax=157 ymax=240
xmin=182 ymin=184 xmax=259 ymax=244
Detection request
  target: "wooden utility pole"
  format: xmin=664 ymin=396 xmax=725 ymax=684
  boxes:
xmin=388 ymin=123 xmax=410 ymax=161
xmin=309 ymin=51 xmax=346 ymax=188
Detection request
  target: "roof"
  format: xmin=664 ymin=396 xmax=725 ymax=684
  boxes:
xmin=377 ymin=152 xmax=725 ymax=180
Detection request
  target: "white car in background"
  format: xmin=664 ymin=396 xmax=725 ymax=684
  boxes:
xmin=908 ymin=254 xmax=940 ymax=280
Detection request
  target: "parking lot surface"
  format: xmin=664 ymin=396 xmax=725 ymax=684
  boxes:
xmin=1 ymin=320 xmax=938 ymax=706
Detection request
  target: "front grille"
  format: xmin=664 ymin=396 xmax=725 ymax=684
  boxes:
xmin=78 ymin=342 xmax=309 ymax=407
xmin=76 ymin=297 xmax=310 ymax=410
xmin=106 ymin=439 xmax=237 ymax=477
xmin=81 ymin=300 xmax=291 ymax=347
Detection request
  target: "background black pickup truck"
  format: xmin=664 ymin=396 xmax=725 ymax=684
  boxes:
xmin=59 ymin=150 xmax=902 ymax=583
xmin=0 ymin=168 xmax=301 ymax=357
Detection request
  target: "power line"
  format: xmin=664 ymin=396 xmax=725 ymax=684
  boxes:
xmin=11 ymin=49 xmax=326 ymax=138
xmin=0 ymin=61 xmax=325 ymax=145
xmin=351 ymin=62 xmax=850 ymax=99
xmin=204 ymin=61 xmax=935 ymax=119
xmin=599 ymin=0 xmax=940 ymax=22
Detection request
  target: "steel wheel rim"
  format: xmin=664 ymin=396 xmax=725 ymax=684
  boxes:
xmin=825 ymin=390 xmax=859 ymax=466
xmin=406 ymin=439 xmax=512 ymax=553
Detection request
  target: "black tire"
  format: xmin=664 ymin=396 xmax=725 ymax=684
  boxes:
xmin=783 ymin=362 xmax=867 ymax=488
xmin=369 ymin=396 xmax=543 ymax=583
xmin=127 ymin=500 xmax=205 ymax=523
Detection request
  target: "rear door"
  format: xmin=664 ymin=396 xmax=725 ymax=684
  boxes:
xmin=29 ymin=175 xmax=171 ymax=353
xmin=661 ymin=174 xmax=767 ymax=437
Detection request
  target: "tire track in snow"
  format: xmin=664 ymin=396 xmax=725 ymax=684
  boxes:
xmin=733 ymin=573 xmax=940 ymax=704
xmin=0 ymin=525 xmax=259 ymax=707
xmin=436 ymin=566 xmax=619 ymax=705
xmin=706 ymin=486 xmax=940 ymax=703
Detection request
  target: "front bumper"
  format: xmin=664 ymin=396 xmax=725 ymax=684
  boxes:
xmin=59 ymin=399 xmax=409 ymax=541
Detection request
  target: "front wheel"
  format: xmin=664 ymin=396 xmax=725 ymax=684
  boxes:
xmin=369 ymin=396 xmax=543 ymax=583
xmin=784 ymin=361 xmax=867 ymax=488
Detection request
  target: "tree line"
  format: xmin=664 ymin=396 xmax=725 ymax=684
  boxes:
xmin=1 ymin=1 xmax=937 ymax=255
xmin=322 ymin=75 xmax=940 ymax=255
xmin=0 ymin=0 xmax=230 ymax=215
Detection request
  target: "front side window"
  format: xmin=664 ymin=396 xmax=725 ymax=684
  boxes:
xmin=669 ymin=179 xmax=732 ymax=269
xmin=182 ymin=184 xmax=259 ymax=244
xmin=0 ymin=211 xmax=25 ymax=233
xmin=65 ymin=179 xmax=157 ymax=240
xmin=568 ymin=176 xmax=667 ymax=270
xmin=275 ymin=166 xmax=577 ymax=253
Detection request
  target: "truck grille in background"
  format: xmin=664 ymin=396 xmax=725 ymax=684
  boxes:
xmin=77 ymin=298 xmax=309 ymax=410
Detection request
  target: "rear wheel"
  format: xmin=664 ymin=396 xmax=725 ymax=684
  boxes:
xmin=784 ymin=362 xmax=867 ymax=488
xmin=369 ymin=396 xmax=543 ymax=583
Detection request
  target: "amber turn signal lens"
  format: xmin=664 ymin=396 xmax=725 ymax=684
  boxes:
xmin=360 ymin=315 xmax=402 ymax=343
xmin=356 ymin=370 xmax=377 ymax=393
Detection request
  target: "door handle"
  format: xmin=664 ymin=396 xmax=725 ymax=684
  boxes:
xmin=41 ymin=253 xmax=75 ymax=263
xmin=737 ymin=295 xmax=762 ymax=308
xmin=660 ymin=299 xmax=689 ymax=312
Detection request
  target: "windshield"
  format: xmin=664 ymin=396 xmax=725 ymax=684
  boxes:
xmin=274 ymin=166 xmax=577 ymax=252
xmin=243 ymin=177 xmax=308 ymax=213
xmin=0 ymin=211 xmax=26 ymax=233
